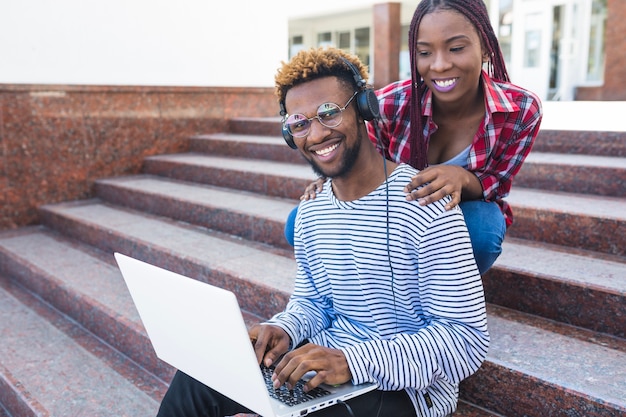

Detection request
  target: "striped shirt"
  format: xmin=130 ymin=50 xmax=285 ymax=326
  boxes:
xmin=267 ymin=164 xmax=489 ymax=417
xmin=367 ymin=70 xmax=543 ymax=227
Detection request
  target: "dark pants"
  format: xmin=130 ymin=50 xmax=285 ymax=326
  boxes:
xmin=157 ymin=370 xmax=417 ymax=417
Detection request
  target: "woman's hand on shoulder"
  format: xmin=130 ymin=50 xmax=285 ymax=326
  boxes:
xmin=404 ymin=165 xmax=469 ymax=210
xmin=301 ymin=177 xmax=326 ymax=201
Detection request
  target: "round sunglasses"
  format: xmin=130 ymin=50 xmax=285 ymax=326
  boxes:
xmin=283 ymin=92 xmax=358 ymax=138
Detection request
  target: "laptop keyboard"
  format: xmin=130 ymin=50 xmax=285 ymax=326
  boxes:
xmin=261 ymin=365 xmax=332 ymax=406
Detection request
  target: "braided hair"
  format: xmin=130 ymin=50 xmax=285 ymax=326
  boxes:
xmin=407 ymin=0 xmax=509 ymax=170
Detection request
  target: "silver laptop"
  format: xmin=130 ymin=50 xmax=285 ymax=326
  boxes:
xmin=114 ymin=253 xmax=377 ymax=417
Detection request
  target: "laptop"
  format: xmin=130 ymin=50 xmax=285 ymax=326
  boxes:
xmin=114 ymin=253 xmax=378 ymax=417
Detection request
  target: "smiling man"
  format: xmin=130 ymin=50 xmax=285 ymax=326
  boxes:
xmin=156 ymin=47 xmax=489 ymax=417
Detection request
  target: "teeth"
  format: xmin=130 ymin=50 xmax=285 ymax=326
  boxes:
xmin=435 ymin=79 xmax=456 ymax=87
xmin=315 ymin=143 xmax=339 ymax=157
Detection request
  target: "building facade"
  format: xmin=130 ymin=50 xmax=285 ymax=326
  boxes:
xmin=288 ymin=0 xmax=623 ymax=101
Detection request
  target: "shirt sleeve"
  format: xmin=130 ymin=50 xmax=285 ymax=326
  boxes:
xmin=340 ymin=208 xmax=489 ymax=391
xmin=474 ymin=92 xmax=543 ymax=203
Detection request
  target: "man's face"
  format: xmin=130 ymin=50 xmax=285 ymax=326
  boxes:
xmin=284 ymin=76 xmax=362 ymax=179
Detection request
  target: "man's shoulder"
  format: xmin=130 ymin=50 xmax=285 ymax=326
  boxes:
xmin=391 ymin=164 xmax=454 ymax=215
xmin=392 ymin=163 xmax=419 ymax=179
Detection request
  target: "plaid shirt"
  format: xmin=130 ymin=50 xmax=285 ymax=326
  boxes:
xmin=367 ymin=70 xmax=543 ymax=227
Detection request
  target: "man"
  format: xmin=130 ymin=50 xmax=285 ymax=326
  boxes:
xmin=157 ymin=47 xmax=489 ymax=417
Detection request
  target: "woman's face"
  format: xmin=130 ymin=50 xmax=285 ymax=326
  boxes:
xmin=415 ymin=8 xmax=487 ymax=105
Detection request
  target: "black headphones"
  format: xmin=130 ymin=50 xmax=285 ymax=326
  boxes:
xmin=280 ymin=57 xmax=380 ymax=149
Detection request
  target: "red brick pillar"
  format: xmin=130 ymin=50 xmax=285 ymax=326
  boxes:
xmin=373 ymin=2 xmax=401 ymax=89
xmin=577 ymin=0 xmax=626 ymax=100
xmin=602 ymin=0 xmax=626 ymax=100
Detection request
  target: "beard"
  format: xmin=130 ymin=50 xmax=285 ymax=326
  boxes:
xmin=305 ymin=127 xmax=363 ymax=180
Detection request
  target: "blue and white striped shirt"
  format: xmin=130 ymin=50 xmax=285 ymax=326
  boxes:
xmin=268 ymin=164 xmax=489 ymax=416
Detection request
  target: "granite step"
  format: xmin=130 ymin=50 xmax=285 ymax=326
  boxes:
xmin=1 ymin=114 xmax=622 ymax=417
xmin=533 ymin=129 xmax=626 ymax=157
xmin=228 ymin=117 xmax=282 ymax=137
xmin=224 ymin=118 xmax=626 ymax=158
xmin=90 ymin=175 xmax=626 ymax=338
xmin=0 ymin=272 xmax=162 ymax=417
xmin=506 ymin=188 xmax=626 ymax=257
xmin=517 ymin=152 xmax=626 ymax=197
xmin=30 ymin=201 xmax=626 ymax=417
xmin=185 ymin=131 xmax=626 ymax=199
xmin=461 ymin=304 xmax=626 ymax=417
xmin=141 ymin=152 xmax=626 ymax=256
xmin=142 ymin=153 xmax=314 ymax=200
xmin=94 ymin=174 xmax=297 ymax=250
xmin=486 ymin=238 xmax=626 ymax=339
xmin=188 ymin=133 xmax=303 ymax=164
xmin=0 ymin=226 xmax=174 ymax=382
xmin=37 ymin=200 xmax=295 ymax=319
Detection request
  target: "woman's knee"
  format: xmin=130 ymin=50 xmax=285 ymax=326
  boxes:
xmin=284 ymin=205 xmax=298 ymax=246
xmin=459 ymin=201 xmax=506 ymax=274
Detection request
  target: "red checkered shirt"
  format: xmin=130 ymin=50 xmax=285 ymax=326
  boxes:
xmin=367 ymin=70 xmax=543 ymax=227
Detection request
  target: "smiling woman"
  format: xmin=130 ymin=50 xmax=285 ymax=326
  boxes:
xmin=289 ymin=0 xmax=543 ymax=276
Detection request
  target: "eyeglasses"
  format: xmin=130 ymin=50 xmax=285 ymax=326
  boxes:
xmin=283 ymin=92 xmax=358 ymax=138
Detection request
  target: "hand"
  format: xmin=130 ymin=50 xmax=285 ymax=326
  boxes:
xmin=404 ymin=165 xmax=468 ymax=210
xmin=249 ymin=324 xmax=291 ymax=368
xmin=271 ymin=343 xmax=351 ymax=392
xmin=300 ymin=178 xmax=326 ymax=201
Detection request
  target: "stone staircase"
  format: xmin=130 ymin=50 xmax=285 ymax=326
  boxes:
xmin=0 ymin=116 xmax=624 ymax=417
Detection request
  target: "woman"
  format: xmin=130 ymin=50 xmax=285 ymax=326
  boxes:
xmin=287 ymin=0 xmax=543 ymax=274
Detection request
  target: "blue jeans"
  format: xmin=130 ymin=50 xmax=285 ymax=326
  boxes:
xmin=284 ymin=200 xmax=505 ymax=275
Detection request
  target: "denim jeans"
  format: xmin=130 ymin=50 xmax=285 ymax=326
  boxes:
xmin=284 ymin=199 xmax=505 ymax=274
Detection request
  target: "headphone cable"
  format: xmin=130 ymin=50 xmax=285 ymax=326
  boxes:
xmin=372 ymin=118 xmax=398 ymax=334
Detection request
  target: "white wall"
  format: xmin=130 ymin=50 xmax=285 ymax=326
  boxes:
xmin=0 ymin=0 xmax=292 ymax=87
xmin=0 ymin=0 xmax=391 ymax=87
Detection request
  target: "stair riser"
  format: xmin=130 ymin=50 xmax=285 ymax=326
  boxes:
xmin=534 ymin=130 xmax=626 ymax=157
xmin=94 ymin=182 xmax=292 ymax=250
xmin=142 ymin=160 xmax=309 ymax=201
xmin=516 ymin=163 xmax=626 ymax=198
xmin=460 ymin=362 xmax=625 ymax=417
xmin=228 ymin=118 xmax=282 ymax=137
xmin=189 ymin=137 xmax=305 ymax=164
xmin=38 ymin=208 xmax=289 ymax=319
xmin=0 ymin=364 xmax=43 ymax=417
xmin=484 ymin=268 xmax=625 ymax=338
xmin=508 ymin=209 xmax=626 ymax=257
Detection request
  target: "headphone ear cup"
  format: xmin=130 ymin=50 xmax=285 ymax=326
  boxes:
xmin=282 ymin=124 xmax=297 ymax=149
xmin=355 ymin=88 xmax=380 ymax=121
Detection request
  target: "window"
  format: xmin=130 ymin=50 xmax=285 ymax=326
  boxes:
xmin=587 ymin=0 xmax=606 ymax=82
xmin=317 ymin=32 xmax=332 ymax=47
xmin=354 ymin=27 xmax=370 ymax=66
xmin=290 ymin=35 xmax=304 ymax=59
xmin=337 ymin=31 xmax=351 ymax=52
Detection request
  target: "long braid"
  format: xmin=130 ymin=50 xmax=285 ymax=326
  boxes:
xmin=407 ymin=0 xmax=509 ymax=170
